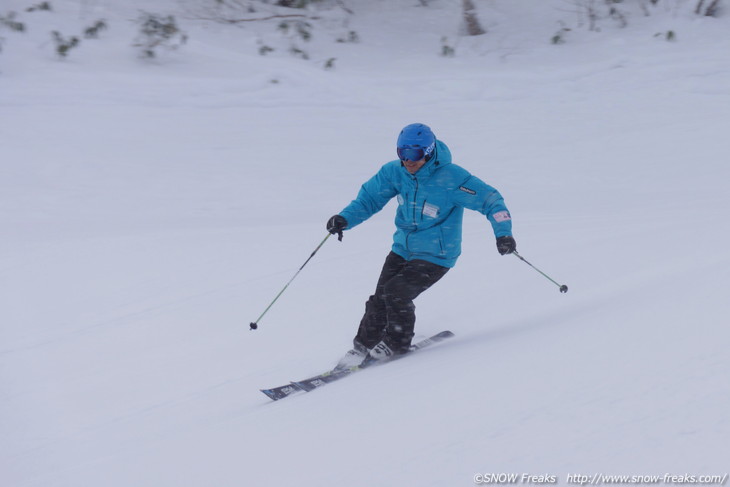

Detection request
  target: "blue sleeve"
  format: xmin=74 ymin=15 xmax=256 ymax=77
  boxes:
xmin=453 ymin=175 xmax=513 ymax=238
xmin=339 ymin=163 xmax=398 ymax=229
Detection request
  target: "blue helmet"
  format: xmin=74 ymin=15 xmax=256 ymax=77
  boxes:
xmin=397 ymin=123 xmax=436 ymax=162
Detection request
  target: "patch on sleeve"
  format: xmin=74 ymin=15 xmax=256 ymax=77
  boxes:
xmin=493 ymin=210 xmax=511 ymax=222
xmin=459 ymin=186 xmax=477 ymax=195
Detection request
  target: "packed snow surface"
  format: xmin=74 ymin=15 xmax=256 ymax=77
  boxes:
xmin=2 ymin=1 xmax=729 ymax=486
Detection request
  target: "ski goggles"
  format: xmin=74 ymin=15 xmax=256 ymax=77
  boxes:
xmin=397 ymin=142 xmax=435 ymax=162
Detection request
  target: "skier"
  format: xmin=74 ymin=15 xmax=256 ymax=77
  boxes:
xmin=327 ymin=123 xmax=515 ymax=368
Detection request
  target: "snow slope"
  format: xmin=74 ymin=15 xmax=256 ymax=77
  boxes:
xmin=2 ymin=1 xmax=729 ymax=486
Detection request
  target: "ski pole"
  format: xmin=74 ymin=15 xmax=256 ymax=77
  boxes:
xmin=250 ymin=233 xmax=332 ymax=330
xmin=512 ymin=250 xmax=568 ymax=293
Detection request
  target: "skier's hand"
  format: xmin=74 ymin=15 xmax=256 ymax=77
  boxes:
xmin=496 ymin=235 xmax=516 ymax=255
xmin=326 ymin=215 xmax=348 ymax=241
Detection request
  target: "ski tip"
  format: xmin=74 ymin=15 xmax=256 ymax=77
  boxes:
xmin=436 ymin=330 xmax=455 ymax=338
xmin=260 ymin=383 xmax=302 ymax=401
xmin=260 ymin=389 xmax=279 ymax=401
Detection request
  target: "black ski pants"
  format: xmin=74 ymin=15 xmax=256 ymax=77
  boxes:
xmin=355 ymin=251 xmax=449 ymax=353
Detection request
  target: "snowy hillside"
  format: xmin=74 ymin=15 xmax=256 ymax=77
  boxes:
xmin=2 ymin=1 xmax=729 ymax=486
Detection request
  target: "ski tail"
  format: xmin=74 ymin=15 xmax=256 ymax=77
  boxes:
xmin=412 ymin=330 xmax=454 ymax=350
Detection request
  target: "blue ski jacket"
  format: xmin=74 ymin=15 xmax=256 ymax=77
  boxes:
xmin=339 ymin=140 xmax=512 ymax=268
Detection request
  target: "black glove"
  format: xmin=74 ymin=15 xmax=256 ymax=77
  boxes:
xmin=326 ymin=215 xmax=348 ymax=241
xmin=496 ymin=235 xmax=516 ymax=255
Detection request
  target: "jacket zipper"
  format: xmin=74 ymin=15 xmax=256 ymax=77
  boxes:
xmin=405 ymin=176 xmax=419 ymax=251
xmin=412 ymin=177 xmax=419 ymax=224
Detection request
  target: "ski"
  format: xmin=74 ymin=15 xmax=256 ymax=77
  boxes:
xmin=260 ymin=330 xmax=454 ymax=401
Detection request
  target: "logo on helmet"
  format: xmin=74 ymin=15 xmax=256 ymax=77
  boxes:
xmin=423 ymin=141 xmax=436 ymax=157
